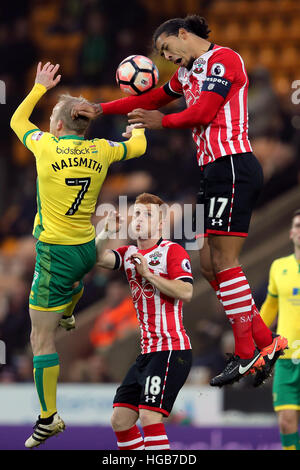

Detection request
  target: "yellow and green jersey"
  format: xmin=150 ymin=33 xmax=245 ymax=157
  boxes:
xmin=10 ymin=83 xmax=147 ymax=245
xmin=260 ymin=254 xmax=300 ymax=360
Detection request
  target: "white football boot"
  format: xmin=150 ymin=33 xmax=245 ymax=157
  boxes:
xmin=25 ymin=413 xmax=66 ymax=448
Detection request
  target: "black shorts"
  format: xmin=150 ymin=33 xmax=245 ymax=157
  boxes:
xmin=196 ymin=152 xmax=263 ymax=237
xmin=113 ymin=350 xmax=192 ymax=417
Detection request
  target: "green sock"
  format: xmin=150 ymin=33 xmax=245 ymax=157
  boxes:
xmin=280 ymin=431 xmax=300 ymax=450
xmin=33 ymin=353 xmax=60 ymax=419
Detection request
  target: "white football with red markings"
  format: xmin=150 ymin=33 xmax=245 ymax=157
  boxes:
xmin=116 ymin=55 xmax=159 ymax=95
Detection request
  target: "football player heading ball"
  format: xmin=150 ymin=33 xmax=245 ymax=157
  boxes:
xmin=72 ymin=14 xmax=288 ymax=387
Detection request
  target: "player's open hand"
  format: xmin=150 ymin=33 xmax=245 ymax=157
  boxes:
xmin=35 ymin=62 xmax=61 ymax=90
xmin=71 ymin=102 xmax=102 ymax=120
xmin=131 ymin=253 xmax=151 ymax=278
xmin=128 ymin=109 xmax=164 ymax=130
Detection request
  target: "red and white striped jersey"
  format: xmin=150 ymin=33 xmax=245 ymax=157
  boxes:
xmin=112 ymin=238 xmax=192 ymax=354
xmin=165 ymin=44 xmax=252 ymax=166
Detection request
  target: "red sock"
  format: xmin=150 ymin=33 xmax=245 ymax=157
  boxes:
xmin=143 ymin=423 xmax=170 ymax=450
xmin=209 ymin=279 xmax=222 ymax=303
xmin=251 ymin=301 xmax=273 ymax=349
xmin=115 ymin=425 xmax=144 ymax=450
xmin=216 ymin=266 xmax=255 ymax=359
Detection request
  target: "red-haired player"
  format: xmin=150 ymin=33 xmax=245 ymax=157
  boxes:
xmin=96 ymin=193 xmax=193 ymax=450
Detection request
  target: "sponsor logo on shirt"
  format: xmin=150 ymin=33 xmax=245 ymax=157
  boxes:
xmin=149 ymin=251 xmax=162 ymax=266
xmin=211 ymin=62 xmax=226 ymax=77
xmin=31 ymin=131 xmax=44 ymax=141
xmin=181 ymin=258 xmax=192 ymax=273
xmin=205 ymin=76 xmax=230 ymax=86
xmin=56 ymin=146 xmax=90 ymax=155
xmin=108 ymin=141 xmax=120 ymax=147
xmin=129 ymin=279 xmax=155 ymax=302
xmin=193 ymin=58 xmax=206 ymax=74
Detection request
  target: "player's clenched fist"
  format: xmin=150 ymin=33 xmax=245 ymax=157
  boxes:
xmin=131 ymin=253 xmax=150 ymax=278
xmin=35 ymin=62 xmax=61 ymax=90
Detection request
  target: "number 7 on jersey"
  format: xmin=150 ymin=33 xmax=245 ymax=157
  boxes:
xmin=65 ymin=177 xmax=91 ymax=216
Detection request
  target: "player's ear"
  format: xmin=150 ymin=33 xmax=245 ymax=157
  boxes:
xmin=57 ymin=119 xmax=64 ymax=131
xmin=178 ymin=28 xmax=189 ymax=40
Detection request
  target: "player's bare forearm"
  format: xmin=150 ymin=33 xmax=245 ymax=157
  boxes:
xmin=146 ymin=273 xmax=193 ymax=302
xmin=95 ymin=231 xmax=113 ymax=268
xmin=71 ymin=86 xmax=175 ymax=120
xmin=96 ymin=247 xmax=116 ymax=270
xmin=96 ymin=211 xmax=123 ymax=269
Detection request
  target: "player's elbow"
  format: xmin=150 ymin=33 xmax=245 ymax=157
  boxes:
xmin=96 ymin=249 xmax=116 ymax=270
xmin=96 ymin=256 xmax=110 ymax=269
xmin=10 ymin=112 xmax=24 ymax=136
xmin=181 ymin=284 xmax=193 ymax=303
xmin=184 ymin=292 xmax=193 ymax=303
xmin=197 ymin=109 xmax=216 ymax=127
xmin=200 ymin=115 xmax=212 ymax=127
xmin=10 ymin=112 xmax=18 ymax=131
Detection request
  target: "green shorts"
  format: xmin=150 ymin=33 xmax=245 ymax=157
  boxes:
xmin=273 ymin=359 xmax=300 ymax=411
xmin=29 ymin=239 xmax=96 ymax=313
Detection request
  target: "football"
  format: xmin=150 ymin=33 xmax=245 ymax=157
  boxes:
xmin=116 ymin=55 xmax=159 ymax=95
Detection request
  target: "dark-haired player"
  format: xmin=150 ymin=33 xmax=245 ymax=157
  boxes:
xmin=96 ymin=193 xmax=193 ymax=450
xmin=72 ymin=15 xmax=287 ymax=387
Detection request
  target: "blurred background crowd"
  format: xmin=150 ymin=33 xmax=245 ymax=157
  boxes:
xmin=0 ymin=0 xmax=299 ymax=386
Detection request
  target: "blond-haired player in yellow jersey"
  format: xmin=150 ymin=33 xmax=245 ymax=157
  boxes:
xmin=10 ymin=62 xmax=147 ymax=448
xmin=259 ymin=209 xmax=300 ymax=450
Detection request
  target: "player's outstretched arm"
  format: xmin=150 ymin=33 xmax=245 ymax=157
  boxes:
xmin=102 ymin=125 xmax=147 ymax=166
xmin=71 ymin=85 xmax=176 ymax=120
xmin=96 ymin=212 xmax=123 ymax=269
xmin=127 ymin=91 xmax=225 ymax=130
xmin=10 ymin=62 xmax=61 ymax=143
xmin=127 ymin=48 xmax=241 ymax=130
xmin=131 ymin=253 xmax=193 ymax=302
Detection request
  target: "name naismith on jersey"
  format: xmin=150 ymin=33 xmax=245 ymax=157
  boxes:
xmin=51 ymin=156 xmax=103 ymax=173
